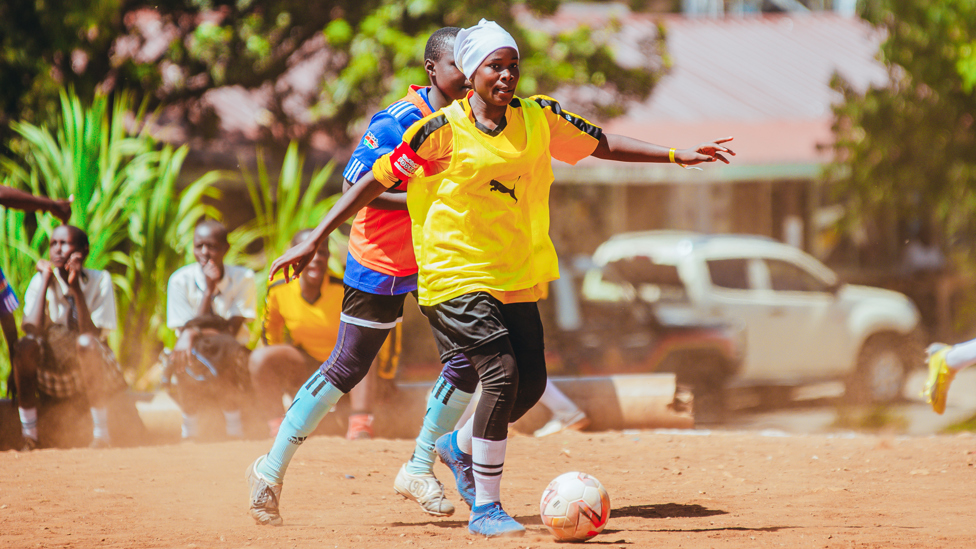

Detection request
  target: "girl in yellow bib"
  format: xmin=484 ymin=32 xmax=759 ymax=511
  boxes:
xmin=269 ymin=19 xmax=733 ymax=538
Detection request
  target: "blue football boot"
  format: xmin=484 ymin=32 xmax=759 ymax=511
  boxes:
xmin=468 ymin=502 xmax=525 ymax=537
xmin=434 ymin=431 xmax=476 ymax=508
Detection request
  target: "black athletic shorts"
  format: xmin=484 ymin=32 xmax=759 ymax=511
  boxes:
xmin=420 ymin=292 xmax=545 ymax=363
xmin=339 ymin=284 xmax=412 ymax=329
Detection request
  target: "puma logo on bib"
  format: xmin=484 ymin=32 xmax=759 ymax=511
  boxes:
xmin=489 ymin=178 xmax=518 ymax=203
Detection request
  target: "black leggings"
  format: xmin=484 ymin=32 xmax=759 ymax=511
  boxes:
xmin=422 ymin=294 xmax=549 ymax=441
xmin=465 ymin=337 xmax=547 ymax=441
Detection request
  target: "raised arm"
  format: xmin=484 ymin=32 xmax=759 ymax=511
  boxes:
xmin=342 ymin=178 xmax=407 ymax=210
xmin=0 ymin=187 xmax=72 ymax=223
xmin=591 ymin=134 xmax=735 ymax=165
xmin=269 ymin=175 xmax=389 ymax=282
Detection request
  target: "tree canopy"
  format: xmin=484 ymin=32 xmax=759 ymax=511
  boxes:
xmin=0 ymin=1 xmax=664 ymax=148
xmin=826 ymin=0 xmax=976 ymax=257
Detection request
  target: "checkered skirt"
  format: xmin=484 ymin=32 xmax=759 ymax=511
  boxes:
xmin=37 ymin=325 xmax=127 ymax=400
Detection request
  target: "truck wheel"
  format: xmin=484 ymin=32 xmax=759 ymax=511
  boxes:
xmin=845 ymin=335 xmax=909 ymax=405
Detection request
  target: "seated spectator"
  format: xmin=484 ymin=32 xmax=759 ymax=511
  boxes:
xmin=12 ymin=225 xmax=128 ymax=450
xmin=249 ymin=230 xmax=344 ymax=437
xmin=165 ymin=219 xmax=256 ymax=440
xmin=0 ymin=186 xmax=72 ymax=379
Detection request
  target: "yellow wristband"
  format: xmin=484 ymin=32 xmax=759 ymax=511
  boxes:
xmin=669 ymin=147 xmax=703 ymax=171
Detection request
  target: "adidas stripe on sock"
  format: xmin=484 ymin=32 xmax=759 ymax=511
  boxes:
xmin=406 ymin=375 xmax=473 ymax=476
xmin=258 ymin=371 xmax=344 ymax=484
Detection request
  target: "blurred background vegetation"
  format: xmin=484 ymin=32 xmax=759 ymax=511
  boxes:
xmin=826 ymin=0 xmax=976 ymax=331
xmin=0 ymin=0 xmax=666 ymax=391
xmin=0 ymin=0 xmax=662 ymax=150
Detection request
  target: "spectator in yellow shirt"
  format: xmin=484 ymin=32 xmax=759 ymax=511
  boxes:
xmin=249 ymin=230 xmax=344 ymax=436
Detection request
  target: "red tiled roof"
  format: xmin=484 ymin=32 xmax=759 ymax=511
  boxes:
xmin=579 ymin=11 xmax=888 ymax=169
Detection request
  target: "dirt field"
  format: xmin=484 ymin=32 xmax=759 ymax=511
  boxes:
xmin=3 ymin=427 xmax=975 ymax=549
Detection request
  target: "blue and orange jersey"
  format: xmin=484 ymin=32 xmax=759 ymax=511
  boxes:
xmin=342 ymin=85 xmax=434 ymax=282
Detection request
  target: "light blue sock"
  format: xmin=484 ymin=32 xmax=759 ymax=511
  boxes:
xmin=90 ymin=407 xmax=110 ymax=442
xmin=257 ymin=371 xmax=344 ymax=484
xmin=406 ymin=375 xmax=473 ymax=476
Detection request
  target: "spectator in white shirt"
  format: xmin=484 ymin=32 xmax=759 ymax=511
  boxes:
xmin=165 ymin=219 xmax=256 ymax=440
xmin=13 ymin=225 xmax=128 ymax=450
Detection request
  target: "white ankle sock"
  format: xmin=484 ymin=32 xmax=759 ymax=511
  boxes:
xmin=19 ymin=407 xmax=38 ymax=441
xmin=472 ymin=437 xmax=507 ymax=506
xmin=90 ymin=407 xmax=110 ymax=442
xmin=457 ymin=415 xmax=474 ymax=455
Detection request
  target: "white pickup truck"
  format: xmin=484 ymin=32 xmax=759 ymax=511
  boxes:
xmin=580 ymin=231 xmax=923 ymax=417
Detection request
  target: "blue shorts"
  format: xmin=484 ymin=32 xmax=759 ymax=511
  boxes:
xmin=343 ymin=253 xmax=417 ymax=295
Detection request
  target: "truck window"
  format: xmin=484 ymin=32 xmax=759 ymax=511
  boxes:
xmin=581 ymin=269 xmax=626 ymax=302
xmin=765 ymin=259 xmax=830 ymax=292
xmin=582 ymin=257 xmax=687 ymax=304
xmin=707 ymin=258 xmax=750 ymax=290
xmin=605 ymin=257 xmax=687 ymax=303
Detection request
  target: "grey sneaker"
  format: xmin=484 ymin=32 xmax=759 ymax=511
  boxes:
xmin=246 ymin=456 xmax=283 ymax=526
xmin=393 ymin=463 xmax=456 ymax=517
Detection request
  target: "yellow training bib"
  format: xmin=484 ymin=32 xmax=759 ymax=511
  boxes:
xmin=407 ymin=98 xmax=560 ymax=306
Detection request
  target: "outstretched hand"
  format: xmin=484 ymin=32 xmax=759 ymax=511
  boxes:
xmin=268 ymin=236 xmax=319 ymax=283
xmin=677 ymin=137 xmax=735 ymax=165
xmin=50 ymin=195 xmax=73 ymax=224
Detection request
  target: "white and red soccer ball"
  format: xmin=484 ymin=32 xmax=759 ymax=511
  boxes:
xmin=540 ymin=471 xmax=611 ymax=541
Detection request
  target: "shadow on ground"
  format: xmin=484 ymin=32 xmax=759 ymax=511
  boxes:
xmin=613 ymin=502 xmax=728 ymax=519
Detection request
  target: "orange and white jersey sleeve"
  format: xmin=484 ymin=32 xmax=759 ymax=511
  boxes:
xmin=372 ymin=112 xmax=455 ymax=188
xmin=528 ymin=95 xmax=603 ymax=165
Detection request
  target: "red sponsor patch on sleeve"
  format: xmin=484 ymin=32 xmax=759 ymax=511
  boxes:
xmin=388 ymin=141 xmax=425 ymax=181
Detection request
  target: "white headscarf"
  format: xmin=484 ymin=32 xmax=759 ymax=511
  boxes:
xmin=454 ymin=19 xmax=519 ymax=80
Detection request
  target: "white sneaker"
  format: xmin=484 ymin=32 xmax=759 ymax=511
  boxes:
xmin=393 ymin=464 xmax=455 ymax=517
xmin=534 ymin=410 xmax=590 ymax=438
xmin=246 ymin=457 xmax=283 ymax=526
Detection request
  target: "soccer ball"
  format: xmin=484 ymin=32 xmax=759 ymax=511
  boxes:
xmin=539 ymin=472 xmax=611 ymax=542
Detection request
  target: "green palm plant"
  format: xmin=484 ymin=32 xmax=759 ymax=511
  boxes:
xmin=1 ymin=88 xmax=156 ymax=270
xmin=0 ymin=195 xmax=50 ymax=292
xmin=231 ymin=141 xmax=344 ymax=271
